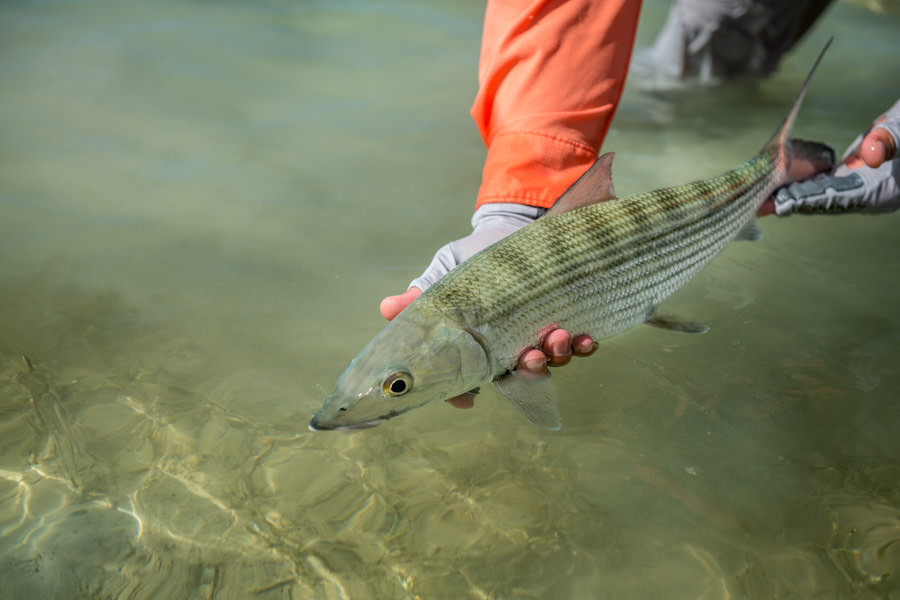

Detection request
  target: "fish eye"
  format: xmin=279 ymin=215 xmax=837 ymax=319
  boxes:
xmin=382 ymin=371 xmax=413 ymax=397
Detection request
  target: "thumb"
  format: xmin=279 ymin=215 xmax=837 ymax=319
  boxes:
xmin=380 ymin=287 xmax=422 ymax=321
xmin=860 ymin=127 xmax=898 ymax=168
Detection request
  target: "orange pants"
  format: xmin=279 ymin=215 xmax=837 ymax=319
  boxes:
xmin=472 ymin=0 xmax=642 ymax=209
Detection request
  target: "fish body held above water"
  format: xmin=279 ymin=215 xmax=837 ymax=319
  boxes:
xmin=309 ymin=41 xmax=835 ymax=432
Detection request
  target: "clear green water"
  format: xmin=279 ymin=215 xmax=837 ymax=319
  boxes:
xmin=1 ymin=1 xmax=899 ymax=598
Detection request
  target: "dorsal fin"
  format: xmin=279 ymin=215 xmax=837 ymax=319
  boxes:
xmin=544 ymin=152 xmax=616 ymax=218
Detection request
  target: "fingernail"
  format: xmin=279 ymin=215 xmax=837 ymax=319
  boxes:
xmin=868 ymin=139 xmax=885 ymax=155
xmin=523 ymin=354 xmax=546 ymax=371
xmin=577 ymin=341 xmax=598 ymax=356
xmin=551 ymin=339 xmax=569 ymax=356
xmin=861 ymin=139 xmax=887 ymax=168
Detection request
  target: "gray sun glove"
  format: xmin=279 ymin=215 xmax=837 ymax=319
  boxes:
xmin=773 ymin=99 xmax=900 ymax=216
xmin=409 ymin=203 xmax=545 ymax=292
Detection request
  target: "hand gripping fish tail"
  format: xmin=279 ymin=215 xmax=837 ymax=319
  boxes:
xmin=763 ymin=37 xmax=836 ymax=187
xmin=309 ymin=39 xmax=836 ymax=432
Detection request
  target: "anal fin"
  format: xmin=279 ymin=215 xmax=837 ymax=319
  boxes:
xmin=647 ymin=315 xmax=709 ymax=335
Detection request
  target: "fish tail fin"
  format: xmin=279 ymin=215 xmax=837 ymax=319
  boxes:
xmin=763 ymin=37 xmax=835 ymax=182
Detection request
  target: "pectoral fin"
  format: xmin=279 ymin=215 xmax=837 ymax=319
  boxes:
xmin=492 ymin=370 xmax=561 ymax=430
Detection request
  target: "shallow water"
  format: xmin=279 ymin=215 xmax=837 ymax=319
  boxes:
xmin=1 ymin=0 xmax=899 ymax=598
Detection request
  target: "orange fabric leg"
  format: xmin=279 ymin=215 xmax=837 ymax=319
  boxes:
xmin=472 ymin=0 xmax=642 ymax=209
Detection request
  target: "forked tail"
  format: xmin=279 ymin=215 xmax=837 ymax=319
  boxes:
xmin=763 ymin=37 xmax=835 ymax=178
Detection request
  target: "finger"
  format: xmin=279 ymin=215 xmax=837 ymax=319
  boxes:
xmin=572 ymin=335 xmax=598 ymax=357
xmin=446 ymin=393 xmax=475 ymax=409
xmin=860 ymin=128 xmax=897 ymax=168
xmin=764 ymin=143 xmax=834 ymax=216
xmin=543 ymin=329 xmax=573 ymax=367
xmin=379 ymin=287 xmax=422 ymax=321
xmin=518 ymin=348 xmax=548 ymax=374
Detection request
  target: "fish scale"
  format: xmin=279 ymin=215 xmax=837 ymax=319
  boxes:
xmin=309 ymin=40 xmax=833 ymax=431
xmin=418 ymin=151 xmax=776 ymax=370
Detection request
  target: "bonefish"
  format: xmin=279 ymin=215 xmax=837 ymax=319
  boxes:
xmin=310 ymin=40 xmax=835 ymax=431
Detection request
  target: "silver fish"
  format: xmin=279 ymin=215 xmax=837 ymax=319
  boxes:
xmin=310 ymin=40 xmax=834 ymax=432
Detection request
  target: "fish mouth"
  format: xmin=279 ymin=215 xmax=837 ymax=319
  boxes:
xmin=308 ymin=416 xmax=382 ymax=432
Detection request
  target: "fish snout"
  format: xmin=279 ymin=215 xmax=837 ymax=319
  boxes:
xmin=308 ymin=415 xmax=330 ymax=431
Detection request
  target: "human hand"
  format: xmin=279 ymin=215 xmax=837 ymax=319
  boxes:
xmin=380 ymin=202 xmax=541 ymax=322
xmin=379 ymin=203 xmax=598 ymax=409
xmin=770 ymin=99 xmax=900 ymax=215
